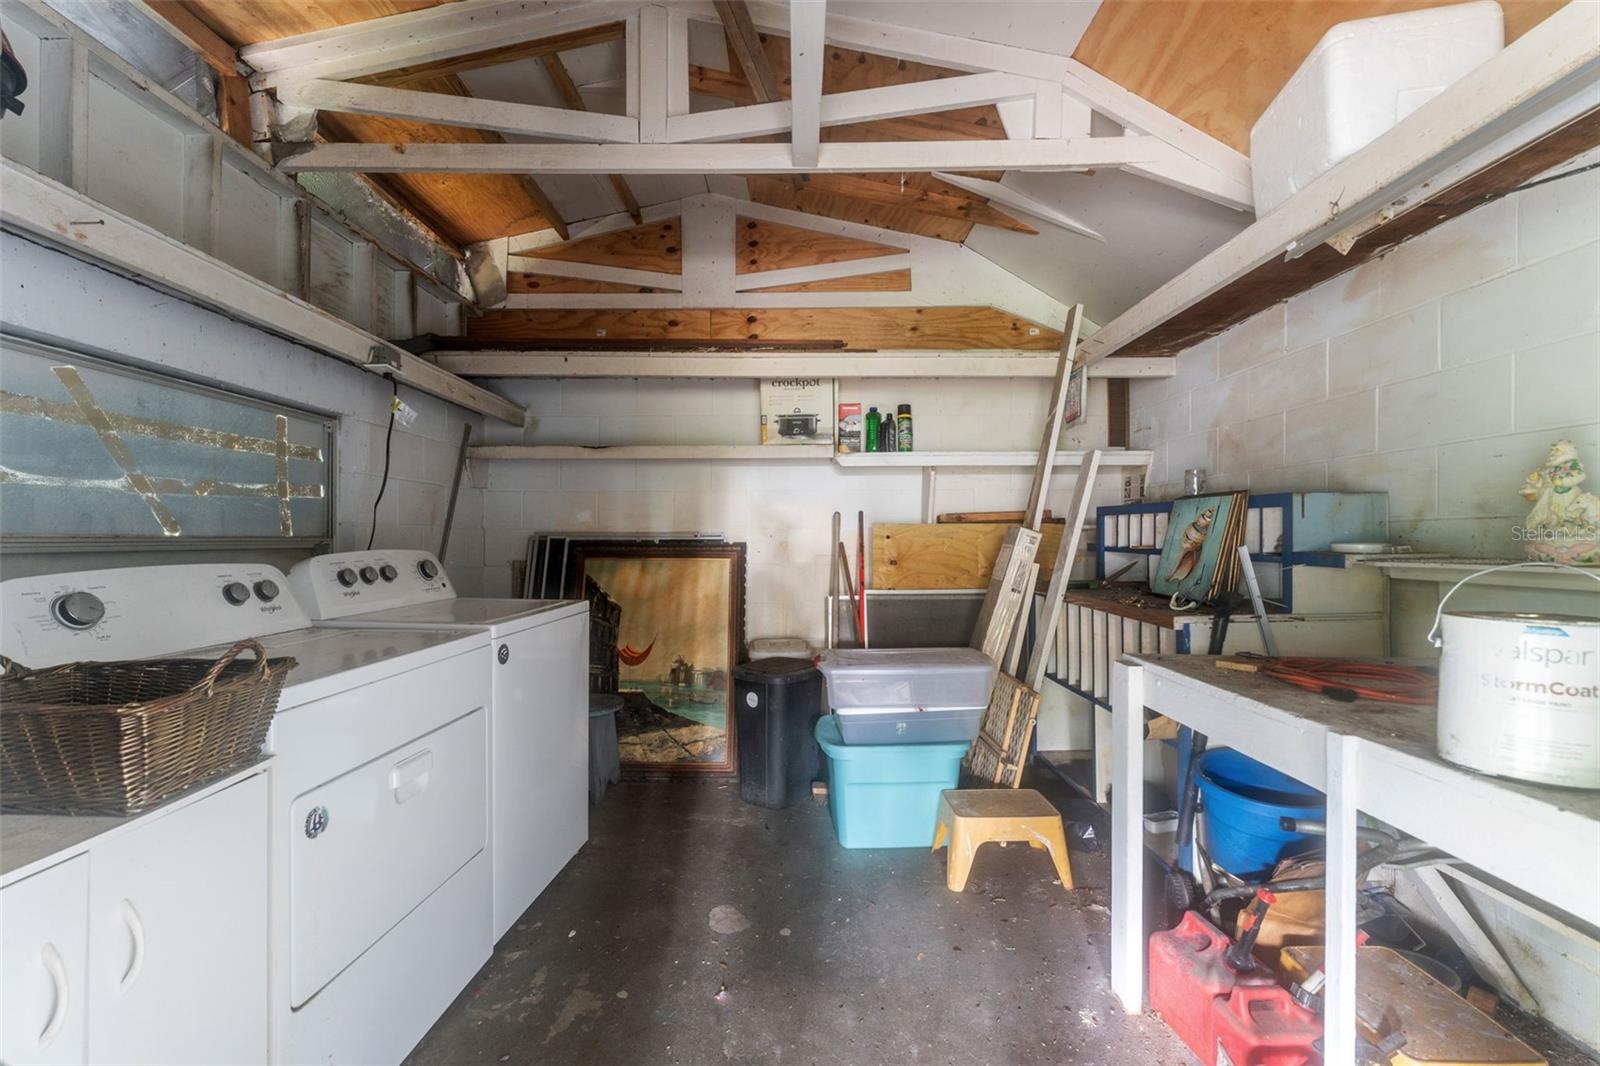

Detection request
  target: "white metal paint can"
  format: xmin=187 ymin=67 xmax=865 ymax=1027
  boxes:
xmin=1430 ymin=564 xmax=1600 ymax=789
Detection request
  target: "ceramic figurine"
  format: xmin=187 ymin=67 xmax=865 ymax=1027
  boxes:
xmin=1519 ymin=439 xmax=1600 ymax=565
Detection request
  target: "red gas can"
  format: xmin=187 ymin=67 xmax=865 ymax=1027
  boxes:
xmin=1148 ymin=911 xmax=1275 ymax=1065
xmin=1209 ymin=983 xmax=1322 ymax=1066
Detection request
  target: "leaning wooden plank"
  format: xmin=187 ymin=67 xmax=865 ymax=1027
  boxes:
xmin=0 ymin=160 xmax=524 ymax=425
xmin=969 ymin=526 xmax=1043 ymax=664
xmin=1024 ymin=304 xmax=1086 ymax=530
xmin=1004 ymin=564 xmax=1039 ymax=675
xmin=1023 ymin=449 xmax=1104 ymax=690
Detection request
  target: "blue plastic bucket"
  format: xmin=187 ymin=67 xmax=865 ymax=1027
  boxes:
xmin=815 ymin=715 xmax=967 ymax=848
xmin=1197 ymin=748 xmax=1325 ymax=879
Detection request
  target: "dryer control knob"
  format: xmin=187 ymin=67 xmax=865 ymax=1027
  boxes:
xmin=359 ymin=566 xmax=379 ymax=585
xmin=254 ymin=580 xmax=280 ymax=602
xmin=52 ymin=591 xmax=105 ymax=630
xmin=222 ymin=582 xmax=251 ymax=606
xmin=379 ymin=564 xmax=398 ymax=582
xmin=418 ymin=559 xmax=439 ymax=581
xmin=336 ymin=568 xmax=357 ymax=588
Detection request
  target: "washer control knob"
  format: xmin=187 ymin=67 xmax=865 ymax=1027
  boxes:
xmin=254 ymin=580 xmax=280 ymax=602
xmin=52 ymin=591 xmax=105 ymax=630
xmin=336 ymin=568 xmax=358 ymax=588
xmin=359 ymin=566 xmax=379 ymax=585
xmin=222 ymin=582 xmax=251 ymax=606
xmin=418 ymin=559 xmax=439 ymax=581
xmin=379 ymin=564 xmax=398 ymax=582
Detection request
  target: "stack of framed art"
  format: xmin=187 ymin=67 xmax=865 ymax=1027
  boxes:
xmin=1148 ymin=491 xmax=1249 ymax=606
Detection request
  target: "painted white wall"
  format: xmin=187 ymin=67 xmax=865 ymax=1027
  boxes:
xmin=1128 ymin=166 xmax=1600 ymax=561
xmin=0 ymin=233 xmax=486 ymax=591
xmin=474 ymin=374 xmax=1134 ymax=644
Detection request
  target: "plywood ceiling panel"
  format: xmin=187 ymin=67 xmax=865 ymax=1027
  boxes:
xmin=743 ymin=268 xmax=912 ymax=293
xmin=531 ymin=218 xmax=683 ymax=274
xmin=734 ymin=216 xmax=906 ymax=275
xmin=179 ymin=0 xmax=446 ymax=48
xmin=746 ymin=177 xmax=973 ymax=242
xmin=507 ymin=273 xmax=680 ymax=295
xmin=1072 ymin=0 xmax=1570 ymax=153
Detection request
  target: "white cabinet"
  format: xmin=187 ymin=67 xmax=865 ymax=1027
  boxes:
xmin=88 ymin=773 xmax=268 ymax=1065
xmin=1 ymin=856 xmax=90 ymax=1066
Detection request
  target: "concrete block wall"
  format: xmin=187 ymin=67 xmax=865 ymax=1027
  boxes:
xmin=0 ymin=233 xmax=486 ymax=592
xmin=471 ymin=375 xmax=1133 ymax=645
xmin=1130 ymin=164 xmax=1600 ymax=558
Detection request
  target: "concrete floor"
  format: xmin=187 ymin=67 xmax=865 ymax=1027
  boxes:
xmin=409 ymin=776 xmax=1196 ymax=1065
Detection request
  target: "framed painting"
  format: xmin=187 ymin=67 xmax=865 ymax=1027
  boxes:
xmin=1149 ymin=491 xmax=1247 ymax=604
xmin=1062 ymin=365 xmax=1087 ymax=426
xmin=568 ymin=544 xmax=746 ymax=774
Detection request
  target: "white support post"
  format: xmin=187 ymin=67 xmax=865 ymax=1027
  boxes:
xmin=32 ymin=37 xmax=79 ymax=186
xmin=637 ymin=5 xmax=669 ymax=144
xmin=1323 ymin=733 xmax=1361 ymax=1066
xmin=1110 ymin=659 xmax=1146 ymax=1014
xmin=68 ymin=41 xmax=90 ymax=193
xmin=1032 ymin=85 xmax=1062 ymax=140
xmin=678 ymin=195 xmax=736 ymax=304
xmin=623 ymin=11 xmax=641 ymax=121
xmin=666 ymin=9 xmax=690 ymax=119
xmin=789 ymin=0 xmax=827 ymax=168
xmin=920 ymin=466 xmax=938 ymax=524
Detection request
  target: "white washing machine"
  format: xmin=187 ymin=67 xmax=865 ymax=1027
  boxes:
xmin=0 ymin=564 xmax=493 ymax=1066
xmin=288 ymin=549 xmax=589 ymax=941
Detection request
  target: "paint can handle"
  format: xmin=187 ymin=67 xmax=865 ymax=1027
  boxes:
xmin=1427 ymin=562 xmax=1600 ymax=648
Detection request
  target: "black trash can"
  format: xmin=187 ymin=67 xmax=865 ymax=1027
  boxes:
xmin=733 ymin=657 xmax=824 ymax=809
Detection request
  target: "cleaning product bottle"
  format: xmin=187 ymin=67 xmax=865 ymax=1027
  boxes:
xmin=864 ymin=406 xmax=882 ymax=452
xmin=896 ymin=403 xmax=913 ymax=452
xmin=877 ymin=418 xmax=895 ymax=453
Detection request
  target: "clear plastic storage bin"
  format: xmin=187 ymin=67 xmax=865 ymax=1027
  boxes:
xmin=818 ymin=648 xmax=995 ymax=744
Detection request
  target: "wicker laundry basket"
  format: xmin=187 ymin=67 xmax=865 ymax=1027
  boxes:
xmin=0 ymin=639 xmax=295 ymax=815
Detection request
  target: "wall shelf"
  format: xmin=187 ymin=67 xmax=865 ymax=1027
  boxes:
xmin=833 ymin=449 xmax=1153 ymax=469
xmin=467 ymin=444 xmax=834 ymax=461
xmin=1354 ymin=556 xmax=1600 ymax=593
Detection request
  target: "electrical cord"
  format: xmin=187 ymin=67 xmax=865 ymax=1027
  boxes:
xmin=365 ymin=376 xmax=398 ymax=551
xmin=1260 ymin=657 xmax=1438 ymax=705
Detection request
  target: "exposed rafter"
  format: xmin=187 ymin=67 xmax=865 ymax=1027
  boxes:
xmin=789 ymin=0 xmax=826 ymax=167
xmin=539 ymin=52 xmax=644 ymax=223
xmin=433 ymin=350 xmax=1176 ymax=379
xmin=280 ymin=78 xmax=640 ymax=142
xmin=713 ymin=0 xmax=782 ymax=103
xmin=931 ymin=172 xmax=1103 ymax=242
xmin=277 ymin=136 xmax=1181 ymax=175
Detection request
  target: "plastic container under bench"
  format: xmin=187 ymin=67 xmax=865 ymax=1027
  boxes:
xmin=815 ymin=715 xmax=967 ymax=848
xmin=818 ymin=647 xmax=995 ymax=745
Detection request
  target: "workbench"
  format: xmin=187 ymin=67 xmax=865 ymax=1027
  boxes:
xmin=1109 ymin=654 xmax=1600 ymax=1066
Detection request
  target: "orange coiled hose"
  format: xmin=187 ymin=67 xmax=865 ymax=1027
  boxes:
xmin=1261 ymin=657 xmax=1438 ymax=705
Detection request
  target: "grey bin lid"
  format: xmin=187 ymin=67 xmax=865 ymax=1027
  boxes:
xmin=589 ymin=693 xmax=624 ymax=716
xmin=732 ymin=657 xmax=820 ymax=684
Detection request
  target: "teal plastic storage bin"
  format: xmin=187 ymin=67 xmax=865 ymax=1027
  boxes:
xmin=815 ymin=715 xmax=967 ymax=848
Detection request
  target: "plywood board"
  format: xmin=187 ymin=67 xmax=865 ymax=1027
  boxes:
xmin=873 ymin=522 xmax=1070 ymax=590
xmin=466 ymin=308 xmax=713 ymax=343
xmin=466 ymin=306 xmax=1063 ymax=349
xmin=1073 ymin=0 xmax=1570 ymax=153
xmin=180 ymin=0 xmax=445 ymax=48
xmin=743 ymin=269 xmax=911 ymax=293
xmin=719 ymin=307 xmax=1062 ymax=350
xmin=745 ymin=177 xmax=974 ymax=242
xmin=507 ymin=272 xmax=680 ymax=294
xmin=734 ymin=215 xmax=906 ymax=275
xmin=531 ymin=217 xmax=683 ymax=274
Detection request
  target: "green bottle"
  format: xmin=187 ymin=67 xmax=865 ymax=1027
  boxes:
xmin=864 ymin=406 xmax=882 ymax=452
xmin=896 ymin=404 xmax=913 ymax=452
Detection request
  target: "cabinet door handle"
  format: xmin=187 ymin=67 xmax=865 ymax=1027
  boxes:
xmin=39 ymin=941 xmax=68 ymax=1048
xmin=118 ymin=899 xmax=145 ymax=993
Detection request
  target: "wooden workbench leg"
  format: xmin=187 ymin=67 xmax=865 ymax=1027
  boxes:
xmin=1323 ymin=734 xmax=1361 ymax=1066
xmin=1110 ymin=660 xmax=1145 ymax=1014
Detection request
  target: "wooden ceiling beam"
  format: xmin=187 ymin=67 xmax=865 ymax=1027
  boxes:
xmin=133 ymin=0 xmax=242 ymax=76
xmin=364 ymin=22 xmax=627 ymax=88
xmin=434 ymin=350 xmax=1176 ymax=380
xmin=789 ymin=0 xmax=826 ymax=167
xmin=714 ymin=0 xmax=783 ymax=103
xmin=540 ymin=52 xmax=644 ymax=224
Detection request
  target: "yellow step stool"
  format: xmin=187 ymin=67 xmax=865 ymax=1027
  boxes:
xmin=931 ymin=788 xmax=1074 ymax=893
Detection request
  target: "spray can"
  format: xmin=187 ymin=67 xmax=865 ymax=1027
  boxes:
xmin=864 ymin=406 xmax=882 ymax=452
xmin=896 ymin=404 xmax=913 ymax=452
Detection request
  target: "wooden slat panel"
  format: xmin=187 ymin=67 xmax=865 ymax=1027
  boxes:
xmin=716 ymin=307 xmax=1062 ymax=349
xmin=466 ymin=309 xmax=713 ymax=343
xmin=743 ymin=268 xmax=911 ymax=293
xmin=872 ymin=523 xmax=1069 ymax=589
xmin=507 ymin=273 xmax=679 ymax=294
xmin=531 ymin=217 xmax=683 ymax=274
xmin=734 ymin=215 xmax=905 ymax=275
xmin=1073 ymin=0 xmax=1569 ymax=154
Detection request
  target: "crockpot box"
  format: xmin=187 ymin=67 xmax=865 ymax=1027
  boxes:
xmin=759 ymin=378 xmax=835 ymax=445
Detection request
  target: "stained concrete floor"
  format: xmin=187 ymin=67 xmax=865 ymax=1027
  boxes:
xmin=408 ymin=775 xmax=1196 ymax=1065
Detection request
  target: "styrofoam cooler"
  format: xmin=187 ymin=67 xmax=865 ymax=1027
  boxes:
xmin=1250 ymin=1 xmax=1504 ymax=215
xmin=817 ymin=647 xmax=995 ymax=744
